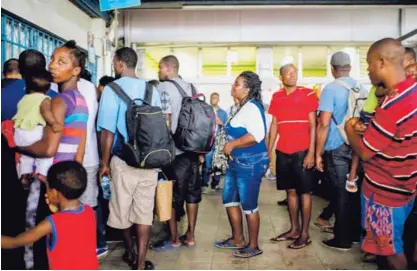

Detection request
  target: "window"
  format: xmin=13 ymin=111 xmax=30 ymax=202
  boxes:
xmin=273 ymin=46 xmax=298 ymax=75
xmin=359 ymin=46 xmax=370 ymax=79
xmin=301 ymin=47 xmax=328 ymax=77
xmin=173 ymin=47 xmax=199 ymax=78
xmin=201 ymin=47 xmax=228 ymax=77
xmin=229 ymin=47 xmax=256 ymax=76
xmin=143 ymin=48 xmax=171 ymax=80
xmin=1 ymin=13 xmax=64 ymax=69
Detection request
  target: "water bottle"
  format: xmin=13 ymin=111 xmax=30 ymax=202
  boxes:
xmin=101 ymin=175 xmax=112 ymax=200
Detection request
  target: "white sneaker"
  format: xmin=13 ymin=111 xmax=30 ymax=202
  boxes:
xmin=201 ymin=186 xmax=210 ymax=194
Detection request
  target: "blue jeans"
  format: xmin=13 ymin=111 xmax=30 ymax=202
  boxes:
xmin=202 ymin=149 xmax=220 ymax=188
xmin=96 ymin=192 xmax=107 ymax=249
xmin=320 ymin=143 xmax=361 ymax=245
xmin=223 ymin=152 xmax=269 ymax=214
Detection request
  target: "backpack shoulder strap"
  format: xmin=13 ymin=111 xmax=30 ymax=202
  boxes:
xmin=190 ymin=83 xmax=197 ymax=96
xmin=165 ymin=79 xmax=188 ymax=98
xmin=108 ymin=82 xmax=132 ymax=104
xmin=144 ymin=82 xmax=153 ymax=105
xmin=334 ymin=79 xmax=353 ymax=91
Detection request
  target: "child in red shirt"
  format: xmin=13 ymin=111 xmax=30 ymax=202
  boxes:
xmin=1 ymin=161 xmax=98 ymax=270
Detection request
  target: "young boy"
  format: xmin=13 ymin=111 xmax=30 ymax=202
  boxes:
xmin=1 ymin=161 xmax=99 ymax=270
xmin=345 ymin=86 xmax=379 ymax=192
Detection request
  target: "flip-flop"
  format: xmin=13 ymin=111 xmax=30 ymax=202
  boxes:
xmin=314 ymin=222 xmax=334 ymax=233
xmin=150 ymin=240 xmax=183 ymax=252
xmin=288 ymin=239 xmax=312 ymax=249
xmin=361 ymin=253 xmax=377 ymax=263
xmin=214 ymin=238 xmax=245 ymax=249
xmin=233 ymin=247 xmax=263 ymax=258
xmin=270 ymin=234 xmax=298 ymax=242
xmin=179 ymin=234 xmax=196 ymax=247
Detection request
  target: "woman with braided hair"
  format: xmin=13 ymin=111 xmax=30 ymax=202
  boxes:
xmin=214 ymin=71 xmax=269 ymax=258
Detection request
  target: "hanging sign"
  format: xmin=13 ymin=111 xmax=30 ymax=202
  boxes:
xmin=100 ymin=0 xmax=141 ymax=11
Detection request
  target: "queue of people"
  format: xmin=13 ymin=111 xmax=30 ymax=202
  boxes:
xmin=1 ymin=37 xmax=416 ymax=271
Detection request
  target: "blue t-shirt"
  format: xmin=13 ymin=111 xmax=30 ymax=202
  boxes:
xmin=1 ymin=78 xmax=57 ymax=121
xmin=97 ymin=77 xmax=162 ymax=153
xmin=318 ymin=77 xmax=358 ymax=151
xmin=216 ymin=107 xmax=228 ymax=131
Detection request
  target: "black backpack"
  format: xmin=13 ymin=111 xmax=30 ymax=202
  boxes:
xmin=166 ymin=80 xmax=216 ymax=154
xmin=108 ymin=81 xmax=175 ymax=169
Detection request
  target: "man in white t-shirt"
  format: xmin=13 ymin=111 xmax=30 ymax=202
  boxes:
xmin=77 ymin=78 xmax=102 ymax=256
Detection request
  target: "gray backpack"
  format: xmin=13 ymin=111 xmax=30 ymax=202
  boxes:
xmin=332 ymin=79 xmax=368 ymax=145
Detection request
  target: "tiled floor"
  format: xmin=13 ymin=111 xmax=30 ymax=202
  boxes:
xmin=100 ymin=180 xmax=376 ymax=270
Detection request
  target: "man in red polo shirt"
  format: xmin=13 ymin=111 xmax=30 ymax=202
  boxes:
xmin=268 ymin=63 xmax=318 ymax=249
xmin=345 ymin=38 xmax=417 ymax=270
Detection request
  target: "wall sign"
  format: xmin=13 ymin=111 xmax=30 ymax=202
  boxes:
xmin=99 ymin=0 xmax=141 ymax=11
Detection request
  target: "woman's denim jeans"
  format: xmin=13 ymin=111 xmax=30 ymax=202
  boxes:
xmin=222 ymin=152 xmax=269 ymax=214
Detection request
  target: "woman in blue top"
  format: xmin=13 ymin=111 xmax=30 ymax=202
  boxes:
xmin=215 ymin=71 xmax=269 ymax=258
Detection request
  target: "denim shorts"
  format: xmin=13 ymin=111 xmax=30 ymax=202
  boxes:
xmin=222 ymin=152 xmax=269 ymax=214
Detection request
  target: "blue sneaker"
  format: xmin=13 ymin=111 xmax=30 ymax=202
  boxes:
xmin=96 ymin=246 xmax=109 ymax=258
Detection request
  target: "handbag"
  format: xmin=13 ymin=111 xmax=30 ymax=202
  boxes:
xmin=155 ymin=171 xmax=174 ymax=222
xmin=211 ymin=103 xmax=244 ymax=175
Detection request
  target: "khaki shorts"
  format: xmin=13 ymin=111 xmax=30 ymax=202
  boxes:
xmin=107 ymin=156 xmax=158 ymax=229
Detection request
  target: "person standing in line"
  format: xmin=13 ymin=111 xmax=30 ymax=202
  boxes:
xmin=202 ymin=92 xmax=228 ymax=193
xmin=345 ymin=38 xmax=417 ymax=270
xmin=97 ymin=76 xmax=115 ymax=101
xmin=268 ymin=64 xmax=318 ymax=249
xmin=214 ymin=71 xmax=269 ymax=258
xmin=17 ymin=40 xmax=88 ymax=270
xmin=404 ymin=47 xmax=416 ymax=68
xmin=1 ymin=161 xmax=99 ymax=270
xmin=97 ymin=47 xmax=160 ymax=270
xmin=315 ymin=51 xmax=363 ymax=251
xmin=151 ymin=55 xmax=202 ymax=252
xmin=2 ymin=52 xmax=57 ymax=122
xmin=77 ymin=73 xmax=103 ymax=257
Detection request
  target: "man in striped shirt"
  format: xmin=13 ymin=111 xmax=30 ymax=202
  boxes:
xmin=345 ymin=38 xmax=417 ymax=270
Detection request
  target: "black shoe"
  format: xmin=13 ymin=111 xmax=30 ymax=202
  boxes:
xmin=277 ymin=199 xmax=288 ymax=206
xmin=321 ymin=238 xmax=352 ymax=252
xmin=131 ymin=260 xmax=155 ymax=270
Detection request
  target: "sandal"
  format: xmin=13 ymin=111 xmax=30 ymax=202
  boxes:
xmin=214 ymin=238 xmax=245 ymax=249
xmin=314 ymin=222 xmax=334 ymax=233
xmin=361 ymin=253 xmax=377 ymax=263
xmin=179 ymin=234 xmax=196 ymax=247
xmin=233 ymin=247 xmax=263 ymax=258
xmin=288 ymin=238 xmax=312 ymax=249
xmin=150 ymin=240 xmax=183 ymax=252
xmin=270 ymin=232 xmax=299 ymax=242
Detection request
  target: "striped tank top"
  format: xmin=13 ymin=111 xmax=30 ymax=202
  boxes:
xmin=53 ymin=89 xmax=88 ymax=163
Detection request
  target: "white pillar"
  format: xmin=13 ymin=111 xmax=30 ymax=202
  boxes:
xmin=326 ymin=47 xmax=332 ymax=78
xmin=256 ymin=47 xmax=274 ymax=78
xmin=297 ymin=47 xmax=303 ymax=79
xmin=197 ymin=48 xmax=203 ymax=78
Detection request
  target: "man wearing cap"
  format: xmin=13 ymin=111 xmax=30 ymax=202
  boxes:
xmin=268 ymin=63 xmax=318 ymax=249
xmin=315 ymin=51 xmax=362 ymax=251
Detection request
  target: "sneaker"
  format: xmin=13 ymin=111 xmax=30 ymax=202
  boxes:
xmin=321 ymin=239 xmax=352 ymax=252
xmin=96 ymin=247 xmax=109 ymax=258
xmin=202 ymin=186 xmax=210 ymax=194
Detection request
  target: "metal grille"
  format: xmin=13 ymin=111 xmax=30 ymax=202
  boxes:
xmin=1 ymin=11 xmax=98 ymax=84
xmin=1 ymin=13 xmax=64 ymax=68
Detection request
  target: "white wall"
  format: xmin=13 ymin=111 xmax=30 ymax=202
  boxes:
xmin=126 ymin=8 xmax=402 ymax=44
xmin=2 ymin=0 xmax=108 ymax=80
xmin=401 ymin=8 xmax=417 ymax=35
